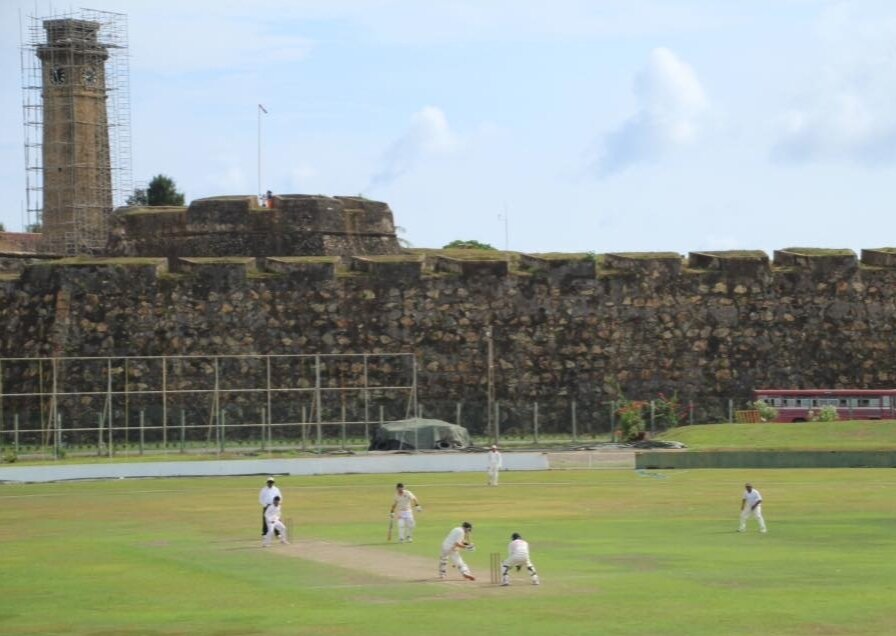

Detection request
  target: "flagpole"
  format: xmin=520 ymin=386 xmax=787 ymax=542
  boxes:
xmin=257 ymin=104 xmax=268 ymax=199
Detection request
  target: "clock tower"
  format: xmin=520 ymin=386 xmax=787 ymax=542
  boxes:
xmin=37 ymin=18 xmax=112 ymax=255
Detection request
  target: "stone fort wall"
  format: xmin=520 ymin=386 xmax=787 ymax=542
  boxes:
xmin=2 ymin=247 xmax=896 ymax=431
xmin=106 ymin=194 xmax=401 ymax=263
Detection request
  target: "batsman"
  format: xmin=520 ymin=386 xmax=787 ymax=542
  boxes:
xmin=389 ymin=482 xmax=422 ymax=543
xmin=439 ymin=521 xmax=476 ymax=581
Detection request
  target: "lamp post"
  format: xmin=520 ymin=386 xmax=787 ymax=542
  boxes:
xmin=485 ymin=326 xmax=495 ymax=442
xmin=498 ymin=205 xmax=509 ymax=251
xmin=257 ymin=104 xmax=268 ymax=199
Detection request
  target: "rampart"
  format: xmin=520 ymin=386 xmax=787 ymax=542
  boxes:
xmin=3 ymin=246 xmax=896 ymax=429
xmin=105 ymin=194 xmax=401 ymax=263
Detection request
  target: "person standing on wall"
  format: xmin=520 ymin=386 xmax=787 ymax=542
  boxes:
xmin=259 ymin=477 xmax=282 ymax=537
xmin=487 ymin=445 xmax=503 ymax=486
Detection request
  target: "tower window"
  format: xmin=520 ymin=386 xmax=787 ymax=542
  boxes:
xmin=50 ymin=67 xmax=66 ymax=85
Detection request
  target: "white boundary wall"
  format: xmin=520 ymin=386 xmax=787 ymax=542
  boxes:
xmin=0 ymin=452 xmax=550 ymax=483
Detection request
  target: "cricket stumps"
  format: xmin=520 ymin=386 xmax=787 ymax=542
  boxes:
xmin=490 ymin=552 xmax=501 ymax=585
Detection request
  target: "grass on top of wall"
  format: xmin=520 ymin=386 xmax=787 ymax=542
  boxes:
xmin=657 ymin=420 xmax=896 ymax=451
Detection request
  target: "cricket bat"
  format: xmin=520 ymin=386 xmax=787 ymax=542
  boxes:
xmin=387 ymin=517 xmax=394 ymax=542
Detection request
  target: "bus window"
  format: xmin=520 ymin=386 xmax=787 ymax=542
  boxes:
xmin=858 ymin=399 xmax=870 ymax=407
xmin=839 ymin=399 xmax=848 ymax=406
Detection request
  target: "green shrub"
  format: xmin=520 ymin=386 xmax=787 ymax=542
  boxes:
xmin=654 ymin=392 xmax=684 ymax=428
xmin=752 ymin=400 xmax=778 ymax=422
xmin=811 ymin=405 xmax=839 ymax=422
xmin=2 ymin=449 xmax=16 ymax=463
xmin=616 ymin=400 xmax=646 ymax=442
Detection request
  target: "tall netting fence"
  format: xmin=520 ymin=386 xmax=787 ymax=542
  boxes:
xmin=0 ymin=354 xmax=771 ymax=460
xmin=0 ymin=353 xmax=417 ymax=460
xmin=413 ymin=396 xmax=757 ymax=447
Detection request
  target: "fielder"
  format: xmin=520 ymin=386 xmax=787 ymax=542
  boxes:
xmin=258 ymin=477 xmax=282 ymax=538
xmin=439 ymin=521 xmax=476 ymax=581
xmin=262 ymin=496 xmax=289 ymax=546
xmin=501 ymin=532 xmax=540 ymax=586
xmin=738 ymin=482 xmax=767 ymax=533
xmin=389 ymin=482 xmax=422 ymax=543
xmin=487 ymin=445 xmax=503 ymax=486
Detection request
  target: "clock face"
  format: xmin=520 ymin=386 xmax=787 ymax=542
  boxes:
xmin=50 ymin=67 xmax=66 ymax=85
xmin=82 ymin=66 xmax=97 ymax=87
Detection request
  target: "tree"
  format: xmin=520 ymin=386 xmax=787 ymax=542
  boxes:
xmin=443 ymin=239 xmax=497 ymax=250
xmin=395 ymin=225 xmax=412 ymax=249
xmin=147 ymin=174 xmax=185 ymax=206
xmin=126 ymin=188 xmax=148 ymax=206
xmin=0 ymin=221 xmax=5 ymax=232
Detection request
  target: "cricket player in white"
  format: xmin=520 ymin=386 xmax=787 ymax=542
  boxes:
xmin=389 ymin=482 xmax=422 ymax=543
xmin=501 ymin=532 xmax=540 ymax=586
xmin=739 ymin=483 xmax=767 ymax=533
xmin=259 ymin=477 xmax=283 ymax=537
xmin=487 ymin=445 xmax=503 ymax=486
xmin=262 ymin=496 xmax=289 ymax=546
xmin=439 ymin=522 xmax=476 ymax=581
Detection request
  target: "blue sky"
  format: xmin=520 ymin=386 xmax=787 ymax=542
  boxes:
xmin=1 ymin=0 xmax=894 ymax=255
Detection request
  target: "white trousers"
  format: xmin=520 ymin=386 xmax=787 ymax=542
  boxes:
xmin=439 ymin=548 xmax=470 ymax=577
xmin=397 ymin=511 xmax=416 ymax=540
xmin=263 ymin=520 xmax=288 ymax=545
xmin=739 ymin=505 xmax=767 ymax=532
xmin=501 ymin=554 xmax=538 ymax=584
xmin=487 ymin=468 xmax=499 ymax=486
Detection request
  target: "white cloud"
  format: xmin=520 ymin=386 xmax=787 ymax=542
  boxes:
xmin=769 ymin=2 xmax=896 ymax=165
xmin=594 ymin=47 xmax=708 ymax=176
xmin=772 ymin=94 xmax=896 ymax=164
xmin=367 ymin=106 xmax=459 ymax=189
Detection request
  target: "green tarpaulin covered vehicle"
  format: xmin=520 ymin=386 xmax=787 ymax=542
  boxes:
xmin=368 ymin=418 xmax=472 ymax=451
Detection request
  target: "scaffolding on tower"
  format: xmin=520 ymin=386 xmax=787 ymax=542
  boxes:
xmin=20 ymin=8 xmax=133 ymax=255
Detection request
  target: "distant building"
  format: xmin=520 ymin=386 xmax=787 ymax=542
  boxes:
xmin=36 ymin=18 xmax=113 ymax=255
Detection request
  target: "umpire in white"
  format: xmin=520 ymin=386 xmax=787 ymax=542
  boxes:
xmin=259 ymin=477 xmax=283 ymax=537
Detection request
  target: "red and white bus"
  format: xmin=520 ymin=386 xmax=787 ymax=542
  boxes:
xmin=752 ymin=389 xmax=896 ymax=422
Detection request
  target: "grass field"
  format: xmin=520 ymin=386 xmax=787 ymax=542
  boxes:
xmin=657 ymin=420 xmax=896 ymax=450
xmin=1 ymin=469 xmax=894 ymax=635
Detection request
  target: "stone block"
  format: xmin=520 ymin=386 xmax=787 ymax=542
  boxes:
xmin=688 ymin=251 xmax=770 ymax=276
xmin=180 ymin=257 xmax=254 ymax=288
xmin=186 ymin=196 xmax=257 ymax=226
xmin=773 ymin=248 xmax=857 ymax=273
xmin=604 ymin=252 xmax=682 ymax=277
xmin=861 ymin=248 xmax=896 ymax=268
xmin=21 ymin=257 xmax=167 ymax=290
xmin=264 ymin=256 xmax=339 ymax=281
xmin=351 ymin=256 xmax=423 ymax=281
xmin=519 ymin=253 xmax=596 ymax=279
xmin=436 ymin=256 xmax=509 ymax=277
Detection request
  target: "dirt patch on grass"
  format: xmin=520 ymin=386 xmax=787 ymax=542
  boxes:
xmin=276 ymin=539 xmax=440 ymax=582
xmin=263 ymin=539 xmax=540 ymax=597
